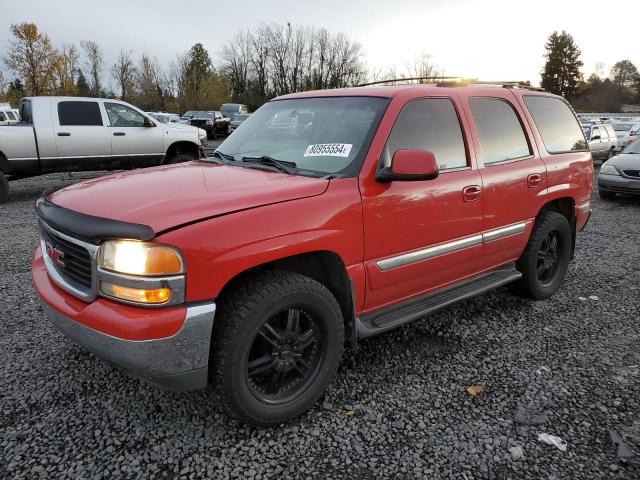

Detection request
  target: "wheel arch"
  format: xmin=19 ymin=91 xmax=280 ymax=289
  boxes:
xmin=165 ymin=141 xmax=200 ymax=162
xmin=215 ymin=250 xmax=357 ymax=349
xmin=536 ymin=196 xmax=576 ymax=256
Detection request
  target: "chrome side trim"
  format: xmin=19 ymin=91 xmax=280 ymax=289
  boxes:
xmin=377 ymin=234 xmax=483 ymax=272
xmin=482 ymin=222 xmax=527 ymax=243
xmin=376 ymin=221 xmax=529 ymax=271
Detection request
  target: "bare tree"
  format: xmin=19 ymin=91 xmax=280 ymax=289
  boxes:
xmin=80 ymin=40 xmax=104 ymax=96
xmin=405 ymin=52 xmax=441 ymax=81
xmin=135 ymin=54 xmax=168 ymax=110
xmin=3 ymin=22 xmax=59 ymax=95
xmin=221 ymin=30 xmax=252 ymax=102
xmin=111 ymin=49 xmax=135 ymax=101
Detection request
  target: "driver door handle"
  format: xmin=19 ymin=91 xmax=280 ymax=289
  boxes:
xmin=462 ymin=185 xmax=481 ymax=203
xmin=527 ymin=173 xmax=543 ymax=188
xmin=113 ymin=132 xmax=126 ymax=136
xmin=57 ymin=132 xmax=71 ymax=137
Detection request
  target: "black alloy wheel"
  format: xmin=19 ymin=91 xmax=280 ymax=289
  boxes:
xmin=537 ymin=231 xmax=561 ymax=286
xmin=246 ymin=306 xmax=324 ymax=404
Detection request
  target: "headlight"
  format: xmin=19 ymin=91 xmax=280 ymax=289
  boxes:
xmin=600 ymin=163 xmax=620 ymax=176
xmin=99 ymin=240 xmax=184 ymax=276
xmin=97 ymin=241 xmax=185 ymax=305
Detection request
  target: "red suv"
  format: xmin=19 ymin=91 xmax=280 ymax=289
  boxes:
xmin=32 ymin=84 xmax=593 ymax=425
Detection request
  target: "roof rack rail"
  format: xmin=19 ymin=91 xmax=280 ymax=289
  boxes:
xmin=356 ymin=77 xmax=545 ymax=91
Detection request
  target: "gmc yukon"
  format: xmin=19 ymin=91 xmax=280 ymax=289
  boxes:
xmin=32 ymin=83 xmax=593 ymax=425
xmin=0 ymin=97 xmax=207 ymax=202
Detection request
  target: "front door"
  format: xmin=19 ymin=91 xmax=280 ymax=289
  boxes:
xmin=360 ymin=96 xmax=483 ymax=312
xmin=104 ymin=101 xmax=165 ymax=168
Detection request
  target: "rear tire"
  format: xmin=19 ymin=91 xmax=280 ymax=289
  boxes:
xmin=599 ymin=189 xmax=616 ymax=200
xmin=0 ymin=171 xmax=8 ymax=203
xmin=512 ymin=211 xmax=572 ymax=300
xmin=213 ymin=270 xmax=344 ymax=426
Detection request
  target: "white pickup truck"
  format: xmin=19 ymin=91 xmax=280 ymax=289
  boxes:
xmin=0 ymin=97 xmax=208 ymax=202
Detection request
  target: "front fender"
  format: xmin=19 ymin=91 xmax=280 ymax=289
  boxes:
xmin=156 ymin=178 xmax=364 ymax=302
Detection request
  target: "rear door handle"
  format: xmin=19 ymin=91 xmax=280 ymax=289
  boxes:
xmin=462 ymin=185 xmax=481 ymax=203
xmin=527 ymin=173 xmax=543 ymax=188
xmin=113 ymin=132 xmax=126 ymax=136
xmin=57 ymin=132 xmax=71 ymax=137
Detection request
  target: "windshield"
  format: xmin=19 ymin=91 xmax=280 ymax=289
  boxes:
xmin=623 ymin=138 xmax=640 ymax=154
xmin=150 ymin=113 xmax=169 ymax=123
xmin=216 ymin=96 xmax=388 ymax=176
xmin=234 ymin=114 xmax=250 ymax=121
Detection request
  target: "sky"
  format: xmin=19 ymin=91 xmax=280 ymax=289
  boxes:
xmin=1 ymin=0 xmax=637 ymax=88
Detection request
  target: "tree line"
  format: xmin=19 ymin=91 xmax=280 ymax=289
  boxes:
xmin=2 ymin=22 xmax=639 ymax=114
xmin=0 ymin=22 xmax=367 ymax=113
xmin=541 ymin=30 xmax=640 ymax=111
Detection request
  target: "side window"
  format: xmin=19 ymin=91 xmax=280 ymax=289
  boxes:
xmin=606 ymin=125 xmax=615 ymax=139
xmin=57 ymin=101 xmax=103 ymax=126
xmin=383 ymin=98 xmax=467 ymax=170
xmin=20 ymin=100 xmax=32 ymax=125
xmin=0 ymin=112 xmax=6 ymax=122
xmin=469 ymin=98 xmax=531 ymax=165
xmin=523 ymin=96 xmax=588 ymax=153
xmin=591 ymin=126 xmax=601 ymax=139
xmin=6 ymin=111 xmax=16 ymax=120
xmin=105 ymin=102 xmax=146 ymax=127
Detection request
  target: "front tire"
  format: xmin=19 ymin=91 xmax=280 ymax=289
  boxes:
xmin=165 ymin=153 xmax=196 ymax=165
xmin=0 ymin=171 xmax=8 ymax=203
xmin=512 ymin=211 xmax=572 ymax=300
xmin=213 ymin=270 xmax=344 ymax=426
xmin=599 ymin=189 xmax=616 ymax=200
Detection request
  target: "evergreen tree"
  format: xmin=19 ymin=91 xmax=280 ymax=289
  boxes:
xmin=75 ymin=70 xmax=90 ymax=96
xmin=540 ymin=31 xmax=583 ymax=99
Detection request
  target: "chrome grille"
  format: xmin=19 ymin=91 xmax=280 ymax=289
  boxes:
xmin=39 ymin=222 xmax=99 ymax=301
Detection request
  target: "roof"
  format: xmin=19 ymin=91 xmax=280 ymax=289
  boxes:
xmin=276 ymin=82 xmax=551 ymax=101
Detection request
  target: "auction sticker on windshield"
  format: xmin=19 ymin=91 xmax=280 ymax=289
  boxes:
xmin=304 ymin=143 xmax=353 ymax=157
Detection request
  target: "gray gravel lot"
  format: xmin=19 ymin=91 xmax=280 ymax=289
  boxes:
xmin=1 ymin=167 xmax=639 ymax=479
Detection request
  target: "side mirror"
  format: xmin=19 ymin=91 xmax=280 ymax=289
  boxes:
xmin=591 ymin=135 xmax=601 ymax=140
xmin=143 ymin=116 xmax=155 ymax=127
xmin=376 ymin=149 xmax=439 ymax=182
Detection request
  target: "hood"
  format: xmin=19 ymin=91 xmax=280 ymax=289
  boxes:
xmin=163 ymin=122 xmax=199 ymax=133
xmin=48 ymin=162 xmax=329 ymax=234
xmin=609 ymin=153 xmax=640 ymax=170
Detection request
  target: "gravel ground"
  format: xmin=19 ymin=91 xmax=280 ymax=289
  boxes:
xmin=1 ymin=168 xmax=639 ymax=479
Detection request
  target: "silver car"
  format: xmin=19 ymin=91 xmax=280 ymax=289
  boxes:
xmin=583 ymin=123 xmax=617 ymax=162
xmin=597 ymin=137 xmax=640 ymax=199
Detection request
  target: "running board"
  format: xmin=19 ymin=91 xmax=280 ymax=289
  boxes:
xmin=355 ymin=264 xmax=522 ymax=338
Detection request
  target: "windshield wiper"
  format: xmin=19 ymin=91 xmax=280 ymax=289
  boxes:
xmin=241 ymin=155 xmax=297 ymax=175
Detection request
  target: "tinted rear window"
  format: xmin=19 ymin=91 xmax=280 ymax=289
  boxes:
xmin=6 ymin=111 xmax=16 ymax=120
xmin=58 ymin=101 xmax=103 ymax=126
xmin=523 ymin=96 xmax=587 ymax=153
xmin=469 ymin=98 xmax=530 ymax=164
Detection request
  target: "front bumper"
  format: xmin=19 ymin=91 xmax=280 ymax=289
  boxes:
xmin=32 ymin=249 xmax=216 ymax=391
xmin=598 ymin=174 xmax=640 ymax=195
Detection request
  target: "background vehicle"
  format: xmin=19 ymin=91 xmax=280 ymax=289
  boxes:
xmin=147 ymin=112 xmax=189 ymax=125
xmin=32 ymin=84 xmax=592 ymax=426
xmin=229 ymin=113 xmax=251 ymax=133
xmin=583 ymin=123 xmax=617 ymax=161
xmin=598 ymin=137 xmax=640 ymax=199
xmin=0 ymin=96 xmax=207 ymax=202
xmin=0 ymin=104 xmax=19 ymax=125
xmin=220 ymin=103 xmax=248 ymax=120
xmin=183 ymin=111 xmax=230 ymax=138
xmin=612 ymin=122 xmax=640 ymax=152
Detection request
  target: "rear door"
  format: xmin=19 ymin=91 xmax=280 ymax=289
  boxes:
xmin=360 ymin=95 xmax=484 ymax=311
xmin=459 ymin=90 xmax=546 ymax=271
xmin=48 ymin=99 xmax=111 ymax=170
xmin=104 ymin=101 xmax=165 ymax=167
